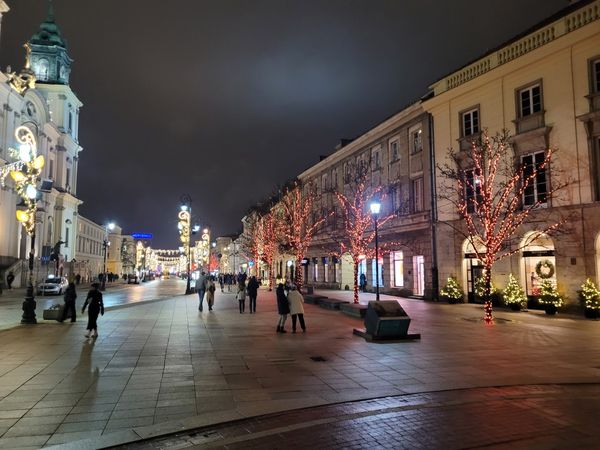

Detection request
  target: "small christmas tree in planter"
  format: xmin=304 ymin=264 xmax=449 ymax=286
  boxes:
xmin=580 ymin=278 xmax=600 ymax=319
xmin=539 ymin=280 xmax=564 ymax=315
xmin=440 ymin=277 xmax=464 ymax=304
xmin=503 ymin=274 xmax=527 ymax=311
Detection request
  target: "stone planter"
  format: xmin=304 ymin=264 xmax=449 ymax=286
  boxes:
xmin=584 ymin=308 xmax=600 ymax=319
xmin=508 ymin=303 xmax=521 ymax=312
xmin=544 ymin=304 xmax=558 ymax=315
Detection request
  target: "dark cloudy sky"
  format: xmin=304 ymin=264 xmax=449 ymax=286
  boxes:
xmin=0 ymin=0 xmax=568 ymax=247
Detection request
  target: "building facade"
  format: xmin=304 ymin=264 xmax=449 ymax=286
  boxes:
xmin=0 ymin=3 xmax=83 ymax=286
xmin=423 ymin=0 xmax=600 ymax=303
xmin=298 ymin=103 xmax=436 ymax=297
xmin=74 ymin=215 xmax=104 ymax=282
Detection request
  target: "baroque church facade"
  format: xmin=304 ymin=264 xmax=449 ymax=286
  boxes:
xmin=0 ymin=1 xmax=83 ymax=286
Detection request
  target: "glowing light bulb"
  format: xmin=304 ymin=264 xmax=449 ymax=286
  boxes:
xmin=25 ymin=184 xmax=37 ymax=199
xmin=10 ymin=171 xmax=26 ymax=183
xmin=16 ymin=210 xmax=29 ymax=223
xmin=32 ymin=155 xmax=45 ymax=170
xmin=19 ymin=143 xmax=32 ymax=162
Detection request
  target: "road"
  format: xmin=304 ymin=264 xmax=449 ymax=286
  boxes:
xmin=0 ymin=278 xmax=186 ymax=330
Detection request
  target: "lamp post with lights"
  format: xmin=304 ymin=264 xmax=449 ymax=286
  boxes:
xmin=0 ymin=125 xmax=45 ymax=323
xmin=179 ymin=194 xmax=196 ymax=295
xmin=101 ymin=222 xmax=115 ymax=291
xmin=370 ymin=199 xmax=381 ymax=301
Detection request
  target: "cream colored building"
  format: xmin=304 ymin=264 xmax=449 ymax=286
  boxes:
xmin=74 ymin=216 xmax=104 ymax=282
xmin=0 ymin=3 xmax=83 ymax=286
xmin=298 ymin=102 xmax=436 ymax=297
xmin=422 ymin=0 xmax=600 ymax=303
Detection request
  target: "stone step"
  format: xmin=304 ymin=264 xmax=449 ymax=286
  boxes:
xmin=318 ymin=298 xmax=350 ymax=310
xmin=340 ymin=303 xmax=368 ymax=319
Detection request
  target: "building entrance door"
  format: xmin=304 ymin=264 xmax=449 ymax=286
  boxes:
xmin=468 ymin=263 xmax=484 ymax=303
xmin=413 ymin=255 xmax=425 ymax=296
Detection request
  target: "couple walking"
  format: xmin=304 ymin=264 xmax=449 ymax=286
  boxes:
xmin=276 ymin=283 xmax=306 ymax=333
xmin=237 ymin=276 xmax=259 ymax=313
xmin=197 ymin=271 xmax=216 ymax=312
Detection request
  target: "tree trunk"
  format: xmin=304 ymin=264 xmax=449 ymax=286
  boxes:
xmin=483 ymin=265 xmax=493 ymax=323
xmin=268 ymin=261 xmax=274 ymax=291
xmin=295 ymin=257 xmax=303 ymax=290
xmin=353 ymin=259 xmax=359 ymax=304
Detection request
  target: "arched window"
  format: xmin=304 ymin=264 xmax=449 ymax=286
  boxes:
xmin=36 ymin=58 xmax=49 ymax=81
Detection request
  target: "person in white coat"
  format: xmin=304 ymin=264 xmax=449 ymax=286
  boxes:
xmin=287 ymin=285 xmax=306 ymax=333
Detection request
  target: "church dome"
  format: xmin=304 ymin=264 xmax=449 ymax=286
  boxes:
xmin=29 ymin=1 xmax=67 ymax=49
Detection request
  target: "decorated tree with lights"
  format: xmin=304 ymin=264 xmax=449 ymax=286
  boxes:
xmin=238 ymin=212 xmax=263 ymax=278
xmin=580 ymin=278 xmax=600 ymax=310
xmin=275 ymin=182 xmax=326 ymax=290
xmin=440 ymin=277 xmax=463 ymax=303
xmin=438 ymin=131 xmax=569 ymax=323
xmin=503 ymin=274 xmax=527 ymax=309
xmin=259 ymin=212 xmax=279 ymax=290
xmin=333 ymin=162 xmax=396 ymax=304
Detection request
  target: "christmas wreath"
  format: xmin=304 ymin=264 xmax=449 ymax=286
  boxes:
xmin=535 ymin=260 xmax=555 ymax=279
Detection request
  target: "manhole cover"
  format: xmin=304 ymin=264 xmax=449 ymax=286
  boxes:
xmin=310 ymin=356 xmax=327 ymax=362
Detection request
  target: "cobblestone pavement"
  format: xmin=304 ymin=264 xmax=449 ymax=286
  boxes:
xmin=113 ymin=384 xmax=600 ymax=450
xmin=0 ymin=281 xmax=597 ymax=448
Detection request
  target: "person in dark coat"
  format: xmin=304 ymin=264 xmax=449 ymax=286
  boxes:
xmin=60 ymin=282 xmax=77 ymax=323
xmin=82 ymin=282 xmax=104 ymax=338
xmin=359 ymin=273 xmax=367 ymax=292
xmin=276 ymin=283 xmax=290 ymax=333
xmin=6 ymin=272 xmax=14 ymax=290
xmin=247 ymin=276 xmax=260 ymax=313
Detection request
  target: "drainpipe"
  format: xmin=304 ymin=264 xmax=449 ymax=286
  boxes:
xmin=428 ymin=113 xmax=439 ymax=301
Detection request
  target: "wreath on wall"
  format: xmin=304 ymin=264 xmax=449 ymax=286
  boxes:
xmin=535 ymin=259 xmax=555 ymax=279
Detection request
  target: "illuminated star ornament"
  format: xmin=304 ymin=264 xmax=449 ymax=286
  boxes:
xmin=0 ymin=126 xmax=44 ymax=235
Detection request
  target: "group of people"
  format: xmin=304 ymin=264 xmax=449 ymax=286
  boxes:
xmin=276 ymin=283 xmax=306 ymax=333
xmin=216 ymin=273 xmax=246 ymax=292
xmin=235 ymin=276 xmax=260 ymax=313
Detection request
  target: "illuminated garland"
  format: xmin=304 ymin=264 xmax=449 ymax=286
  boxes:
xmin=475 ymin=274 xmax=498 ymax=298
xmin=535 ymin=260 xmax=555 ymax=279
xmin=503 ymin=274 xmax=526 ymax=305
xmin=580 ymin=278 xmax=600 ymax=310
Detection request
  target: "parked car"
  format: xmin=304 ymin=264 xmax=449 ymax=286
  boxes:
xmin=127 ymin=274 xmax=139 ymax=284
xmin=37 ymin=276 xmax=69 ymax=295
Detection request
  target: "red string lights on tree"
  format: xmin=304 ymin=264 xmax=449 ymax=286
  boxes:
xmin=259 ymin=212 xmax=279 ymax=290
xmin=438 ymin=131 xmax=569 ymax=323
xmin=276 ymin=182 xmax=326 ymax=290
xmin=334 ymin=162 xmax=395 ymax=304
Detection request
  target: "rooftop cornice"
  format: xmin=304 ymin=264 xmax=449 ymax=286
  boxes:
xmin=428 ymin=0 xmax=600 ymax=97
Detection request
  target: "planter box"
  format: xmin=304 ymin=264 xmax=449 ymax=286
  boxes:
xmin=340 ymin=303 xmax=367 ymax=318
xmin=319 ymin=298 xmax=350 ymax=310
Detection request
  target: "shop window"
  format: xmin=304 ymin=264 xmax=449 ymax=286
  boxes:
xmin=391 ymin=251 xmax=404 ymax=287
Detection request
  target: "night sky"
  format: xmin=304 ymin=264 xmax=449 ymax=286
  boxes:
xmin=0 ymin=0 xmax=568 ymax=247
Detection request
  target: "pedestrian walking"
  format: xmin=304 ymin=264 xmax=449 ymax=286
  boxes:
xmin=75 ymin=273 xmax=81 ymax=285
xmin=247 ymin=276 xmax=259 ymax=313
xmin=236 ymin=281 xmax=246 ymax=313
xmin=287 ymin=285 xmax=306 ymax=333
xmin=197 ymin=271 xmax=208 ymax=311
xmin=206 ymin=276 xmax=216 ymax=311
xmin=218 ymin=274 xmax=224 ymax=293
xmin=360 ymin=273 xmax=367 ymax=292
xmin=82 ymin=282 xmax=104 ymax=338
xmin=276 ymin=283 xmax=290 ymax=333
xmin=6 ymin=271 xmax=14 ymax=290
xmin=60 ymin=282 xmax=77 ymax=323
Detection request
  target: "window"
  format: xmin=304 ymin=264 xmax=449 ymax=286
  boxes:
xmin=522 ymin=152 xmax=548 ymax=206
xmin=412 ymin=178 xmax=424 ymax=212
xmin=391 ymin=251 xmax=404 ymax=287
xmin=324 ymin=261 xmax=329 ymax=283
xmin=313 ymin=261 xmax=319 ymax=282
xmin=465 ymin=169 xmax=482 ymax=214
xmin=389 ymin=139 xmax=399 ymax=162
xmin=371 ymin=147 xmax=381 ymax=170
xmin=461 ymin=108 xmax=479 ymax=137
xmin=410 ymin=127 xmax=423 ymax=154
xmin=66 ymin=168 xmax=71 ymax=188
xmin=331 ymin=169 xmax=338 ymax=189
xmin=48 ymin=159 xmax=54 ymax=179
xmin=371 ymin=258 xmax=383 ymax=287
xmin=321 ymin=173 xmax=328 ymax=192
xmin=592 ymin=58 xmax=600 ymax=93
xmin=65 ymin=227 xmax=69 ymax=247
xmin=519 ymin=84 xmax=542 ymax=117
xmin=68 ymin=106 xmax=73 ymax=132
xmin=344 ymin=162 xmax=351 ymax=184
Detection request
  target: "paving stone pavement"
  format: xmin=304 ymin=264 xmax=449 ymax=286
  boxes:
xmin=0 ymin=280 xmax=597 ymax=449
xmin=111 ymin=384 xmax=600 ymax=450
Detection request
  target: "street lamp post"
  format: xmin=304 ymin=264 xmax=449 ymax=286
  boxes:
xmin=101 ymin=222 xmax=115 ymax=291
xmin=0 ymin=125 xmax=45 ymax=323
xmin=370 ymin=200 xmax=381 ymax=301
xmin=179 ymin=194 xmax=193 ymax=295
